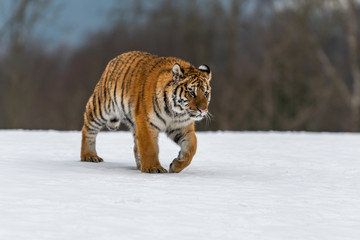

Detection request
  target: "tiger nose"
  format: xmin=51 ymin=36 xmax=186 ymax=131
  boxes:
xmin=198 ymin=107 xmax=207 ymax=113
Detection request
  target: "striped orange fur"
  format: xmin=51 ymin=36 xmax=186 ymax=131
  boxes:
xmin=81 ymin=51 xmax=212 ymax=173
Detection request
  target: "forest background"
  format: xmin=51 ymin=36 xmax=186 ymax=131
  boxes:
xmin=1 ymin=0 xmax=360 ymax=132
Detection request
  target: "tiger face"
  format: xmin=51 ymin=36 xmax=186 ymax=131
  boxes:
xmin=171 ymin=63 xmax=212 ymax=121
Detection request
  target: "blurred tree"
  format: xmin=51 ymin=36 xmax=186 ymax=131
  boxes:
xmin=346 ymin=0 xmax=360 ymax=129
xmin=1 ymin=0 xmax=360 ymax=132
xmin=0 ymin=0 xmax=53 ymax=127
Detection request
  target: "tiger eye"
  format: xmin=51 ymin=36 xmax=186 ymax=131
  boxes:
xmin=188 ymin=91 xmax=196 ymax=98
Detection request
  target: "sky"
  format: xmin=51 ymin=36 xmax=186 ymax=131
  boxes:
xmin=0 ymin=0 xmax=232 ymax=51
xmin=0 ymin=0 xmax=128 ymax=50
xmin=46 ymin=0 xmax=120 ymax=48
xmin=1 ymin=0 xmax=340 ymax=52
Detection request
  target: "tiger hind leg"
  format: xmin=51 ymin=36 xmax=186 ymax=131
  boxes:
xmin=81 ymin=115 xmax=105 ymax=163
xmin=132 ymin=132 xmax=141 ymax=170
xmin=133 ymin=141 xmax=141 ymax=170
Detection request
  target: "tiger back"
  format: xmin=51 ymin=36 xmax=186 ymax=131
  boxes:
xmin=81 ymin=51 xmax=212 ymax=173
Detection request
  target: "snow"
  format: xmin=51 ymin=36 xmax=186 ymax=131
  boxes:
xmin=0 ymin=130 xmax=359 ymax=240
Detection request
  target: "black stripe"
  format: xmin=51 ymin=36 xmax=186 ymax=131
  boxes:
xmin=89 ymin=96 xmax=96 ymax=124
xmin=103 ymin=59 xmax=115 ymax=103
xmin=136 ymin=94 xmax=141 ymax=114
xmin=172 ymin=85 xmax=181 ymax=106
xmin=92 ymin=94 xmax=97 ymax=113
xmin=85 ymin=122 xmax=99 ymax=133
xmin=127 ymin=54 xmax=149 ymax=92
xmin=105 ymin=84 xmax=112 ymax=113
xmin=85 ymin=136 xmax=96 ymax=141
xmin=178 ymin=86 xmax=184 ymax=99
xmin=123 ymin=113 xmax=134 ymax=128
xmin=178 ymin=104 xmax=184 ymax=111
xmin=148 ymin=57 xmax=166 ymax=74
xmin=139 ymin=57 xmax=155 ymax=109
xmin=103 ymin=84 xmax=109 ymax=113
xmin=152 ymin=95 xmax=159 ymax=112
xmin=124 ymin=66 xmax=136 ymax=97
xmin=101 ymin=60 xmax=113 ymax=85
xmin=97 ymin=95 xmax=107 ymax=123
xmin=90 ymin=106 xmax=103 ymax=126
xmin=155 ymin=109 xmax=166 ymax=125
xmin=123 ymin=117 xmax=134 ymax=128
xmin=191 ymin=79 xmax=199 ymax=85
xmin=84 ymin=123 xmax=94 ymax=131
xmin=174 ymin=133 xmax=184 ymax=144
xmin=107 ymin=83 xmax=114 ymax=113
xmin=172 ymin=88 xmax=184 ymax=111
xmin=163 ymin=80 xmax=173 ymax=117
xmin=154 ymin=95 xmax=161 ymax=113
xmin=91 ymin=116 xmax=102 ymax=128
xmin=127 ymin=100 xmax=133 ymax=120
xmin=120 ymin=54 xmax=140 ymax=127
xmin=120 ymin=53 xmax=141 ymax=95
xmin=174 ymin=117 xmax=191 ymax=123
xmin=122 ymin=53 xmax=141 ymax=97
xmin=113 ymin=57 xmax=127 ymax=108
xmin=139 ymin=57 xmax=163 ymax=110
xmin=174 ymin=112 xmax=187 ymax=117
xmin=87 ymin=106 xmax=102 ymax=127
xmin=110 ymin=96 xmax=116 ymax=113
xmin=113 ymin=80 xmax=118 ymax=107
xmin=166 ymin=128 xmax=181 ymax=136
xmin=152 ymin=97 xmax=166 ymax=125
xmin=149 ymin=121 xmax=161 ymax=131
xmin=163 ymin=90 xmax=172 ymax=117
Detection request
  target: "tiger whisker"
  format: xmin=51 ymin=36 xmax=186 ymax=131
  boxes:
xmin=204 ymin=111 xmax=213 ymax=126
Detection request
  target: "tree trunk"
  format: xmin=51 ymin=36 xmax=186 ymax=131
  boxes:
xmin=347 ymin=0 xmax=360 ymax=130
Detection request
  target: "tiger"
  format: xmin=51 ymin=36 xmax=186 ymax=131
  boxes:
xmin=80 ymin=51 xmax=212 ymax=173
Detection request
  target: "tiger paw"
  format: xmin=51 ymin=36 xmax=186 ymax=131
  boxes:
xmin=141 ymin=166 xmax=168 ymax=173
xmin=81 ymin=154 xmax=104 ymax=163
xmin=169 ymin=158 xmax=189 ymax=173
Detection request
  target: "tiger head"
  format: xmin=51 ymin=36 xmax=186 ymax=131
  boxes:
xmin=171 ymin=63 xmax=212 ymax=121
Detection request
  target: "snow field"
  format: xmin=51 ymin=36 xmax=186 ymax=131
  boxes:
xmin=0 ymin=130 xmax=359 ymax=240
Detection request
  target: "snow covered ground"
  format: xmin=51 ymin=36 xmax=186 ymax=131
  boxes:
xmin=0 ymin=130 xmax=359 ymax=240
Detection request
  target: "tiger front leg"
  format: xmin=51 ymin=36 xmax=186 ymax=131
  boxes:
xmin=168 ymin=124 xmax=197 ymax=173
xmin=135 ymin=121 xmax=167 ymax=173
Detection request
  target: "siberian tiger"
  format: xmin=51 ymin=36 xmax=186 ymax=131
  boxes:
xmin=80 ymin=51 xmax=212 ymax=173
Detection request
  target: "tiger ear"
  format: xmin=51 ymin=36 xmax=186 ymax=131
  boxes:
xmin=172 ymin=63 xmax=184 ymax=83
xmin=198 ymin=64 xmax=210 ymax=73
xmin=198 ymin=64 xmax=211 ymax=80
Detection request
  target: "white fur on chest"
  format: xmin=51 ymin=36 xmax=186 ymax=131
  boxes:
xmin=149 ymin=112 xmax=193 ymax=132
